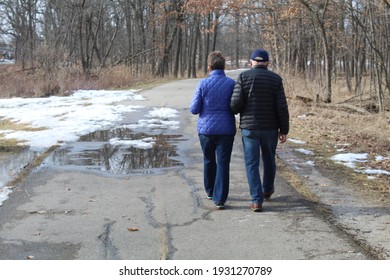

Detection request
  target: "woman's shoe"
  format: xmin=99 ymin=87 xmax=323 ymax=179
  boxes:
xmin=216 ymin=203 xmax=225 ymax=210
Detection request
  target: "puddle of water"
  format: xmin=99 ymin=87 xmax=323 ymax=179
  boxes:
xmin=46 ymin=127 xmax=186 ymax=175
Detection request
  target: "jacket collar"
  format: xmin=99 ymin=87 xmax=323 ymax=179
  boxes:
xmin=253 ymin=65 xmax=268 ymax=70
xmin=210 ymin=69 xmax=226 ymax=76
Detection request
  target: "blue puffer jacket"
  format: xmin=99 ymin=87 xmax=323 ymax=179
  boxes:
xmin=190 ymin=70 xmax=236 ymax=135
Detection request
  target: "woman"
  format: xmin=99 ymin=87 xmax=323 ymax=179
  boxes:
xmin=190 ymin=51 xmax=236 ymax=210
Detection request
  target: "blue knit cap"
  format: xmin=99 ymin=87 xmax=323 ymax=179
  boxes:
xmin=250 ymin=49 xmax=269 ymax=62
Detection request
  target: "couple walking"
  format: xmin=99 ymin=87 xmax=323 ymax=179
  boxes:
xmin=190 ymin=50 xmax=290 ymax=212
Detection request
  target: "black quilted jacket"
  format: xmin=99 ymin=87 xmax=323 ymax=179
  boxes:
xmin=230 ymin=65 xmax=289 ymax=135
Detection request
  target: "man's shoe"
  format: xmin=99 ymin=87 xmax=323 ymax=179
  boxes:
xmin=263 ymin=191 xmax=274 ymax=200
xmin=205 ymin=192 xmax=213 ymax=200
xmin=250 ymin=203 xmax=262 ymax=212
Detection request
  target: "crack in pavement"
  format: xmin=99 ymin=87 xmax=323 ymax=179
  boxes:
xmin=98 ymin=221 xmax=120 ymax=260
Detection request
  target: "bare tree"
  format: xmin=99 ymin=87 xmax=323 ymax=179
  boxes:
xmin=1 ymin=0 xmax=388 ymax=110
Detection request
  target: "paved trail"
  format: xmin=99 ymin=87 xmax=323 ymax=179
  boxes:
xmin=0 ymin=74 xmax=373 ymax=260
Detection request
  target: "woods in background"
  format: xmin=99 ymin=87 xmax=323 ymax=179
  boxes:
xmin=0 ymin=0 xmax=389 ymax=110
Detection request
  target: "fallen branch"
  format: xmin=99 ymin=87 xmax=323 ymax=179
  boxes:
xmin=316 ymin=103 xmax=370 ymax=115
xmin=295 ymin=95 xmax=314 ymax=103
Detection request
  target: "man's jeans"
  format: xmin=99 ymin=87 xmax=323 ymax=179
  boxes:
xmin=199 ymin=134 xmax=234 ymax=205
xmin=241 ymin=129 xmax=278 ymax=204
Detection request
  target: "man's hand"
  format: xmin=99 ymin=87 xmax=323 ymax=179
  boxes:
xmin=279 ymin=133 xmax=287 ymax=144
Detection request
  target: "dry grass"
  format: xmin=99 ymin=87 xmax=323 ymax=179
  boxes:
xmin=0 ymin=119 xmax=46 ymax=132
xmin=0 ymin=119 xmax=46 ymax=155
xmin=284 ymin=74 xmax=390 ymax=150
xmin=0 ymin=64 xmax=173 ymax=98
xmin=0 ymin=64 xmax=74 ymax=98
xmin=283 ymin=73 xmax=390 ymax=200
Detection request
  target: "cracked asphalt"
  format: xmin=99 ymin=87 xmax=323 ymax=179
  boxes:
xmin=0 ymin=74 xmax=387 ymax=260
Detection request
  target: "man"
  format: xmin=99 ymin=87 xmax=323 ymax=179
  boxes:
xmin=230 ymin=49 xmax=289 ymax=212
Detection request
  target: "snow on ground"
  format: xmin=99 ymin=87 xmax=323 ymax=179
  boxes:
xmin=0 ymin=187 xmax=12 ymax=206
xmin=0 ymin=89 xmax=180 ymax=205
xmin=288 ymin=138 xmax=306 ymax=144
xmin=288 ymin=137 xmax=390 ymax=178
xmin=121 ymin=107 xmax=180 ymax=130
xmin=330 ymin=153 xmax=368 ymax=168
xmin=331 ymin=153 xmax=390 ymax=176
xmin=295 ymin=148 xmax=314 ymax=155
xmin=109 ymin=137 xmax=156 ymax=149
xmin=356 ymin=168 xmax=390 ymax=176
xmin=0 ymin=59 xmax=14 ymax=65
xmin=0 ymin=90 xmax=170 ymax=149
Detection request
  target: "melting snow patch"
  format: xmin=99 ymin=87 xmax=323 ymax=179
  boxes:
xmin=375 ymin=155 xmax=389 ymax=161
xmin=355 ymin=168 xmax=390 ymax=176
xmin=0 ymin=90 xmax=146 ymax=149
xmin=330 ymin=153 xmax=368 ymax=168
xmin=109 ymin=137 xmax=155 ymax=149
xmin=288 ymin=138 xmax=306 ymax=144
xmin=0 ymin=59 xmax=14 ymax=65
xmin=123 ymin=107 xmax=180 ymax=130
xmin=0 ymin=187 xmax=12 ymax=206
xmin=330 ymin=153 xmax=390 ymax=177
xmin=295 ymin=148 xmax=314 ymax=155
xmin=147 ymin=107 xmax=178 ymax=119
xmin=124 ymin=119 xmax=179 ymax=130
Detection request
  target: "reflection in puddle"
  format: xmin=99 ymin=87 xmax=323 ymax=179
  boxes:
xmin=48 ymin=127 xmax=186 ymax=175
